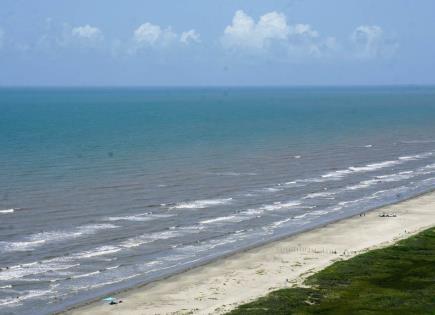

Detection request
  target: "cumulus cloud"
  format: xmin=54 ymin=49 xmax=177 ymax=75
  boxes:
xmin=221 ymin=10 xmax=399 ymax=62
xmin=71 ymin=25 xmax=103 ymax=41
xmin=222 ymin=10 xmax=289 ymax=50
xmin=130 ymin=23 xmax=200 ymax=54
xmin=221 ymin=10 xmax=337 ymax=60
xmin=351 ymin=25 xmax=398 ymax=58
xmin=33 ymin=21 xmax=106 ymax=52
xmin=289 ymin=24 xmax=319 ymax=38
xmin=1 ymin=13 xmax=398 ymax=64
xmin=133 ymin=22 xmax=177 ymax=46
xmin=180 ymin=29 xmax=200 ymax=44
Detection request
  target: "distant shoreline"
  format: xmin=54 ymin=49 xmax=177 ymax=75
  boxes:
xmin=64 ymin=189 xmax=435 ymax=315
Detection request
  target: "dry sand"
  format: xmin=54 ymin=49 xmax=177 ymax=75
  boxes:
xmin=65 ymin=191 xmax=435 ymax=315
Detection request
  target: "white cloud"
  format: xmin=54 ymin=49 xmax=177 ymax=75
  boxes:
xmin=351 ymin=25 xmax=397 ymax=58
xmin=131 ymin=23 xmax=200 ymax=54
xmin=221 ymin=10 xmax=338 ymax=61
xmin=180 ymin=29 xmax=200 ymax=44
xmin=133 ymin=22 xmax=176 ymax=46
xmin=222 ymin=10 xmax=404 ymax=62
xmin=71 ymin=25 xmax=103 ymax=41
xmin=222 ymin=10 xmax=289 ymax=50
xmin=256 ymin=11 xmax=289 ymax=41
xmin=34 ymin=22 xmax=106 ymax=52
xmin=289 ymin=24 xmax=319 ymax=38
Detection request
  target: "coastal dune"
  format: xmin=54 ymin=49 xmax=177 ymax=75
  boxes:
xmin=66 ymin=191 xmax=435 ymax=315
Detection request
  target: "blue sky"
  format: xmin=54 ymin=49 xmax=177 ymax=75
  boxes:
xmin=1 ymin=0 xmax=434 ymax=86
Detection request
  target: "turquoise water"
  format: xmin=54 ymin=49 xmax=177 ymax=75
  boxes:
xmin=1 ymin=87 xmax=435 ymax=314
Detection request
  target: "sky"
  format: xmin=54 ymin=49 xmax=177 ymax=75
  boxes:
xmin=1 ymin=0 xmax=435 ymax=86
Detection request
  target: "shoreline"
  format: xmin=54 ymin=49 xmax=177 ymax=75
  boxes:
xmin=64 ymin=190 xmax=435 ymax=315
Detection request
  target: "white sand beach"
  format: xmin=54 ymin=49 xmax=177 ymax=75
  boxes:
xmin=66 ymin=191 xmax=435 ymax=315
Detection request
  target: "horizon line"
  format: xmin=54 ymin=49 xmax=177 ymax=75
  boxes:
xmin=1 ymin=84 xmax=435 ymax=89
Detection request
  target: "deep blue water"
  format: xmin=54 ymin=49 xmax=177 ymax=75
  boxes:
xmin=1 ymin=87 xmax=435 ymax=314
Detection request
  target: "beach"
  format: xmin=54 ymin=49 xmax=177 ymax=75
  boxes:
xmin=3 ymin=1 xmax=435 ymax=313
xmin=65 ymin=190 xmax=435 ymax=315
xmin=2 ymin=87 xmax=435 ymax=314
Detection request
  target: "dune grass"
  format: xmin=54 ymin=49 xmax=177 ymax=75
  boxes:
xmin=228 ymin=227 xmax=435 ymax=315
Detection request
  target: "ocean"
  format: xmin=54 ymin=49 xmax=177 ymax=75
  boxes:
xmin=1 ymin=87 xmax=435 ymax=315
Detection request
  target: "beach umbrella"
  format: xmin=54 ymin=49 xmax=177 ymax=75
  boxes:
xmin=103 ymin=297 xmax=115 ymax=302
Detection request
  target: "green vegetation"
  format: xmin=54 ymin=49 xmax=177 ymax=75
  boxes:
xmin=228 ymin=227 xmax=435 ymax=315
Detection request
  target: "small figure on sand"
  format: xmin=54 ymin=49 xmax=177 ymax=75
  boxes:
xmin=378 ymin=212 xmax=397 ymax=218
xmin=103 ymin=297 xmax=123 ymax=305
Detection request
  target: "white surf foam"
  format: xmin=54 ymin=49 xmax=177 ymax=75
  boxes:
xmin=178 ymin=232 xmax=247 ymax=254
xmin=235 ymin=201 xmax=303 ymax=220
xmin=269 ymin=209 xmax=331 ymax=229
xmin=0 ymin=239 xmax=47 ymax=252
xmin=271 ymin=217 xmax=293 ymax=227
xmin=210 ymin=172 xmax=257 ymax=176
xmin=120 ymin=229 xmax=190 ymax=249
xmin=422 ymin=163 xmax=435 ymax=171
xmin=321 ymin=169 xmax=354 ymax=179
xmin=106 ymin=265 xmax=120 ymax=270
xmin=0 ymin=289 xmax=52 ymax=307
xmin=106 ymin=215 xmax=155 ymax=222
xmin=71 ymin=270 xmax=101 ymax=279
xmin=285 ymin=181 xmax=297 ymax=185
xmin=401 ymin=139 xmax=435 ymax=144
xmin=68 ymin=273 xmax=142 ymax=292
xmin=303 ymin=191 xmax=336 ymax=199
xmin=200 ymin=215 xmax=246 ymax=224
xmin=259 ymin=201 xmax=302 ymax=212
xmin=0 ymin=259 xmax=81 ymax=281
xmin=0 ymin=242 xmax=138 ymax=282
xmin=317 ymin=151 xmax=433 ymax=182
xmin=29 ymin=223 xmax=118 ymax=243
xmin=0 ymin=208 xmax=14 ymax=214
xmin=338 ymin=195 xmax=378 ymax=208
xmin=262 ymin=187 xmax=283 ymax=193
xmin=0 ymin=224 xmax=198 ymax=283
xmin=309 ymin=210 xmax=330 ymax=216
xmin=293 ymin=213 xmax=310 ymax=220
xmin=349 ymin=160 xmax=400 ymax=172
xmin=168 ymin=198 xmax=232 ymax=210
xmin=239 ymin=208 xmax=264 ymax=216
xmin=344 ymin=164 xmax=435 ymax=192
xmin=376 ymin=171 xmax=414 ymax=182
xmin=106 ymin=213 xmax=172 ymax=222
xmin=0 ymin=227 xmax=186 ymax=282
xmin=161 ymin=254 xmax=190 ymax=262
xmin=0 ymin=224 xmax=118 ymax=253
xmin=399 ymin=152 xmax=433 ymax=160
xmin=73 ymin=245 xmax=122 ymax=259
